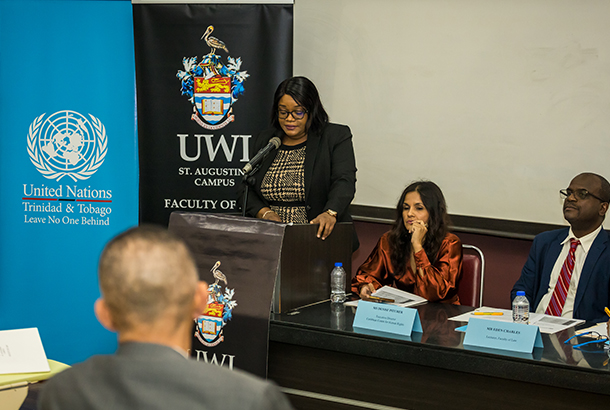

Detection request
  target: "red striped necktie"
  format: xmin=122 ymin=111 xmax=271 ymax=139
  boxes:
xmin=546 ymin=239 xmax=580 ymax=316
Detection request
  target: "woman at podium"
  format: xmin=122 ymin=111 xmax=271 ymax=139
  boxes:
xmin=352 ymin=181 xmax=462 ymax=303
xmin=241 ymin=76 xmax=357 ymax=246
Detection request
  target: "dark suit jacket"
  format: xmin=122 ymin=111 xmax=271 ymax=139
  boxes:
xmin=38 ymin=342 xmax=293 ymax=410
xmin=240 ymin=123 xmax=358 ymax=248
xmin=511 ymin=227 xmax=610 ymax=323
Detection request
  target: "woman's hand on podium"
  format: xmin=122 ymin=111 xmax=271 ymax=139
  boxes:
xmin=310 ymin=211 xmax=337 ymax=240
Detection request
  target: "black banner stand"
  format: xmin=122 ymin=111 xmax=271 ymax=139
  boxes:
xmin=169 ymin=212 xmax=285 ymax=378
xmin=168 ymin=212 xmax=353 ymax=377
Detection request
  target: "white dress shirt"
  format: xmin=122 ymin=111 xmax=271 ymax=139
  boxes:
xmin=535 ymin=224 xmax=603 ymax=318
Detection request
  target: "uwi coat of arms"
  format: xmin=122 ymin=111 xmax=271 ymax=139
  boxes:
xmin=177 ymin=25 xmax=249 ymax=130
xmin=195 ymin=261 xmax=237 ymax=347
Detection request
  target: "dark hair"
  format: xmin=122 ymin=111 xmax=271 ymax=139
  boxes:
xmin=270 ymin=76 xmax=329 ymax=135
xmin=388 ymin=181 xmax=450 ymax=278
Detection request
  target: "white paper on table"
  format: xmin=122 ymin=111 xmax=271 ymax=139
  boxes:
xmin=372 ymin=286 xmax=427 ymax=307
xmin=529 ymin=315 xmax=584 ymax=334
xmin=0 ymin=328 xmax=50 ymax=374
xmin=448 ymin=306 xmax=584 ymax=334
xmin=449 ymin=307 xmax=514 ymax=324
xmin=345 ymin=286 xmax=427 ymax=308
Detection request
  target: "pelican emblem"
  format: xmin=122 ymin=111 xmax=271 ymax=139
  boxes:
xmin=211 ymin=261 xmax=228 ymax=286
xmin=201 ymin=25 xmax=229 ymax=55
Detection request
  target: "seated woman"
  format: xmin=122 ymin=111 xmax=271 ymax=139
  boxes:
xmin=240 ymin=76 xmax=358 ymax=247
xmin=351 ymin=181 xmax=462 ymax=303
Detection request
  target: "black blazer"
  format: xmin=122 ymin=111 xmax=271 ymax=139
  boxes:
xmin=240 ymin=123 xmax=358 ymax=246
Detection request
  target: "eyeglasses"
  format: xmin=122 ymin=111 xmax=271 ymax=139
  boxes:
xmin=559 ymin=189 xmax=608 ymax=203
xmin=278 ymin=109 xmax=307 ymax=120
xmin=564 ymin=331 xmax=609 ymax=351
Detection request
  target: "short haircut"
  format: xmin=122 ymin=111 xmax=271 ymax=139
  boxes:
xmin=98 ymin=225 xmax=198 ymax=332
xmin=270 ymin=76 xmax=329 ymax=135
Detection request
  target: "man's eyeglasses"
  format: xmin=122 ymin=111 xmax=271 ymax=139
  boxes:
xmin=278 ymin=109 xmax=307 ymax=120
xmin=559 ymin=189 xmax=608 ymax=203
xmin=564 ymin=331 xmax=609 ymax=351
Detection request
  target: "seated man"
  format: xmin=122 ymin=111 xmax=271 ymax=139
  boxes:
xmin=39 ymin=225 xmax=293 ymax=410
xmin=512 ymin=173 xmax=610 ymax=323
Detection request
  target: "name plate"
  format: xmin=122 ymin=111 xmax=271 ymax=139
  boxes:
xmin=463 ymin=318 xmax=543 ymax=353
xmin=353 ymin=301 xmax=422 ymax=336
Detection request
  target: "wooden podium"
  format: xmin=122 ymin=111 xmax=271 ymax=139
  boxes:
xmin=273 ymin=222 xmax=353 ymax=313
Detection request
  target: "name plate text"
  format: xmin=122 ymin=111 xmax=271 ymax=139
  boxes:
xmin=463 ymin=318 xmax=543 ymax=353
xmin=353 ymin=301 xmax=422 ymax=336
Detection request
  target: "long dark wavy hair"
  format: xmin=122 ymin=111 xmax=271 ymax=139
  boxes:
xmin=388 ymin=181 xmax=450 ymax=278
xmin=270 ymin=76 xmax=329 ymax=136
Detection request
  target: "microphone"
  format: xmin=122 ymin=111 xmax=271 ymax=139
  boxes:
xmin=242 ymin=137 xmax=281 ymax=174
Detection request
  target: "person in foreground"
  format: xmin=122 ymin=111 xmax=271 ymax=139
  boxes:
xmin=39 ymin=225 xmax=294 ymax=410
xmin=512 ymin=173 xmax=610 ymax=323
xmin=352 ymin=181 xmax=463 ymax=303
xmin=240 ymin=76 xmax=358 ymax=247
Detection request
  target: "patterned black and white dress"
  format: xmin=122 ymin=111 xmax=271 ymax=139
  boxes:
xmin=260 ymin=142 xmax=308 ymax=224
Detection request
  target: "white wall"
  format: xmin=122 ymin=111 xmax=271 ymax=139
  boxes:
xmin=294 ymin=0 xmax=610 ymax=226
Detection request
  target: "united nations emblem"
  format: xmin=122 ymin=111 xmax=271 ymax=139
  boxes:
xmin=195 ymin=261 xmax=237 ymax=347
xmin=177 ymin=25 xmax=249 ymax=130
xmin=27 ymin=110 xmax=107 ymax=182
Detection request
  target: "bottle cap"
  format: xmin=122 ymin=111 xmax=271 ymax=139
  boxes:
xmin=516 ymin=291 xmax=525 ymax=296
xmin=334 ymin=262 xmax=343 ymax=267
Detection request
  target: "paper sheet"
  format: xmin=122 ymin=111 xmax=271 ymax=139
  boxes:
xmin=449 ymin=307 xmax=584 ymax=334
xmin=0 ymin=328 xmax=50 ymax=375
xmin=345 ymin=286 xmax=427 ymax=308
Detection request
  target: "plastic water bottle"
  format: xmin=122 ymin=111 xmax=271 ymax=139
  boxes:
xmin=512 ymin=291 xmax=529 ymax=324
xmin=330 ymin=262 xmax=346 ymax=303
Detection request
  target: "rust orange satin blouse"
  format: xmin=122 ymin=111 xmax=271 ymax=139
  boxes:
xmin=351 ymin=232 xmax=463 ymax=304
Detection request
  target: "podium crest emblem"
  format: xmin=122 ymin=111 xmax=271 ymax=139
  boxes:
xmin=195 ymin=261 xmax=237 ymax=347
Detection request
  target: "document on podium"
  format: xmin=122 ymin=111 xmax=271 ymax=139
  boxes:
xmin=345 ymin=286 xmax=427 ymax=308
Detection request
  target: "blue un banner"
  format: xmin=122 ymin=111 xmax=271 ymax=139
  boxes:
xmin=0 ymin=0 xmax=138 ymax=364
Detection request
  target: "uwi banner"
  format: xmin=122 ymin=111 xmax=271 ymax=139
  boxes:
xmin=169 ymin=213 xmax=285 ymax=378
xmin=0 ymin=0 xmax=138 ymax=364
xmin=133 ymin=2 xmax=293 ymax=225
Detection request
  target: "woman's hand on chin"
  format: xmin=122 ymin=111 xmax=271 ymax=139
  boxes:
xmin=410 ymin=220 xmax=427 ymax=252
